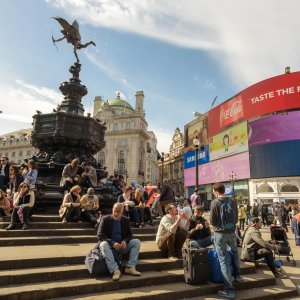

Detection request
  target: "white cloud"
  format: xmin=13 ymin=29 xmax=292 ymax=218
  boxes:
xmin=0 ymin=79 xmax=61 ymax=135
xmin=47 ymin=0 xmax=300 ymax=87
xmin=149 ymin=126 xmax=173 ymax=153
xmin=85 ymin=51 xmax=136 ymax=91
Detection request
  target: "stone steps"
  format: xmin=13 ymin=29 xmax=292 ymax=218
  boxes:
xmin=0 ymin=233 xmax=154 ymax=246
xmin=0 ymin=226 xmax=156 ymax=237
xmin=0 ymin=258 xmax=184 ymax=286
xmin=0 ymin=213 xmax=298 ymax=300
xmin=0 ymin=268 xmax=279 ymax=300
xmin=0 ymin=242 xmax=170 ymax=270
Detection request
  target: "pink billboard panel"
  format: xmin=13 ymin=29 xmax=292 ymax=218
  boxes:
xmin=184 ymin=152 xmax=250 ymax=186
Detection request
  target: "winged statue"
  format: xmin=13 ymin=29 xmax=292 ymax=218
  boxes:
xmin=52 ymin=17 xmax=96 ymax=63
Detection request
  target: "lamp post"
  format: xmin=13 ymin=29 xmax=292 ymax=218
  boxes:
xmin=161 ymin=152 xmax=164 ymax=188
xmin=229 ymin=171 xmax=237 ymax=199
xmin=193 ymin=137 xmax=200 ymax=189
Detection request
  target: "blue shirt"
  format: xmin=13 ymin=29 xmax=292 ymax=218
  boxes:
xmin=111 ymin=219 xmax=122 ymax=243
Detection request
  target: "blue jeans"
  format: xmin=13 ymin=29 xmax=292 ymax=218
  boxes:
xmin=190 ymin=235 xmax=213 ymax=248
xmin=99 ymin=239 xmax=141 ymax=273
xmin=214 ymin=232 xmax=241 ymax=291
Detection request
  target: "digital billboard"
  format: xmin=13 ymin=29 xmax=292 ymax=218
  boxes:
xmin=209 ymin=121 xmax=248 ymax=161
xmin=249 ymin=140 xmax=300 ymax=178
xmin=208 ymin=72 xmax=300 ymax=136
xmin=184 ymin=152 xmax=250 ymax=186
xmin=248 ymin=110 xmax=300 ymax=147
xmin=184 ymin=114 xmax=208 ymax=152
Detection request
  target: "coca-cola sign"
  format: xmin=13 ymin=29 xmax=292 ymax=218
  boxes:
xmin=220 ymin=95 xmax=244 ymax=129
xmin=208 ymin=72 xmax=300 ymax=137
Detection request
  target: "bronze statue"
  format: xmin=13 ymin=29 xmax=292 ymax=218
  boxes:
xmin=52 ymin=17 xmax=96 ymax=63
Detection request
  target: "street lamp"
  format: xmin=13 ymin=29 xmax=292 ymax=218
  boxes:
xmin=161 ymin=152 xmax=164 ymax=187
xmin=193 ymin=137 xmax=200 ymax=189
xmin=229 ymin=171 xmax=237 ymax=199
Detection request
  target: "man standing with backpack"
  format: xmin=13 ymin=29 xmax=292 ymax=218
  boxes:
xmin=210 ymin=182 xmax=243 ymax=299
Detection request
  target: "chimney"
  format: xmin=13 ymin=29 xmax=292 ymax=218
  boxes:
xmin=135 ymin=91 xmax=144 ymax=115
xmin=93 ymin=96 xmax=103 ymax=117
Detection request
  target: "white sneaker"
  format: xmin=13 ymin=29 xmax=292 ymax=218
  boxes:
xmin=124 ymin=267 xmax=141 ymax=276
xmin=112 ymin=269 xmax=121 ymax=281
xmin=168 ymin=256 xmax=179 ymax=261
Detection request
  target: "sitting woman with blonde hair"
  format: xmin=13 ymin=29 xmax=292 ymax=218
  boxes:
xmin=133 ymin=188 xmax=154 ymax=226
xmin=59 ymin=185 xmax=81 ymax=223
xmin=80 ymin=187 xmax=99 ymax=225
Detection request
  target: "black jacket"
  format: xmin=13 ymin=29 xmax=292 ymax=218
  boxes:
xmin=97 ymin=215 xmax=132 ymax=247
xmin=0 ymin=163 xmax=10 ymax=185
xmin=159 ymin=184 xmax=175 ymax=202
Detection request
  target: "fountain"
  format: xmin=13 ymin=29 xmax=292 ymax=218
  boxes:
xmin=31 ymin=17 xmax=110 ymax=209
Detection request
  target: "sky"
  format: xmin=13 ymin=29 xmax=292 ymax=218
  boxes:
xmin=0 ymin=0 xmax=300 ymax=153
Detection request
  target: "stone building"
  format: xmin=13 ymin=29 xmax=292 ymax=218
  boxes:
xmin=93 ymin=91 xmax=158 ymax=185
xmin=0 ymin=129 xmax=36 ymax=164
xmin=158 ymin=127 xmax=184 ymax=197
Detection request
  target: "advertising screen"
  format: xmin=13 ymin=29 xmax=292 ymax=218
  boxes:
xmin=184 ymin=145 xmax=209 ymax=169
xmin=248 ymin=110 xmax=300 ymax=147
xmin=184 ymin=115 xmax=208 ymax=152
xmin=184 ymin=152 xmax=250 ymax=186
xmin=208 ymin=72 xmax=300 ymax=136
xmin=209 ymin=121 xmax=248 ymax=161
xmin=249 ymin=140 xmax=300 ymax=178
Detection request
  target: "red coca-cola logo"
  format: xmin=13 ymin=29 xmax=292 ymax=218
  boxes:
xmin=220 ymin=95 xmax=243 ymax=128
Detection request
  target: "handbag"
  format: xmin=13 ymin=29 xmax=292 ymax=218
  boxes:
xmin=84 ymin=247 xmax=108 ymax=275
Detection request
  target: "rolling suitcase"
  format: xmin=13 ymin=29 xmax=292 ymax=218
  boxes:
xmin=182 ymin=247 xmax=210 ymax=285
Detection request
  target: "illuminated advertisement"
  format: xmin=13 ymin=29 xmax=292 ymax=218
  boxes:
xmin=184 ymin=145 xmax=209 ymax=169
xmin=184 ymin=114 xmax=208 ymax=152
xmin=209 ymin=72 xmax=300 ymax=136
xmin=250 ymin=140 xmax=300 ymax=178
xmin=248 ymin=110 xmax=300 ymax=147
xmin=184 ymin=152 xmax=250 ymax=186
xmin=209 ymin=121 xmax=248 ymax=161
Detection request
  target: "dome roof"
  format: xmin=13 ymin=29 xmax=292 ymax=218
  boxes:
xmin=107 ymin=94 xmax=134 ymax=111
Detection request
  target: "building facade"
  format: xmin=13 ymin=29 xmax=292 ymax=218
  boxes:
xmin=158 ymin=127 xmax=184 ymax=197
xmin=0 ymin=129 xmax=36 ymax=164
xmin=183 ymin=71 xmax=300 ymax=206
xmin=93 ymin=91 xmax=158 ymax=185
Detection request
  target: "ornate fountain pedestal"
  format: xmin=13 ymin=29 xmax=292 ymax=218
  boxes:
xmin=31 ymin=62 xmax=107 ymax=182
xmin=30 ymin=61 xmax=109 ymax=210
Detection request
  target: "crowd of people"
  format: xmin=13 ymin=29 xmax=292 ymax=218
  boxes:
xmin=1 ymin=156 xmax=299 ymax=299
xmin=0 ymin=156 xmax=37 ymax=229
xmin=95 ymin=180 xmax=293 ymax=300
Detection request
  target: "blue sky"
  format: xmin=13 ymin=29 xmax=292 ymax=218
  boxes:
xmin=0 ymin=0 xmax=300 ymax=152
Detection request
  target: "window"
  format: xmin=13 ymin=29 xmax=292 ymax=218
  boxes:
xmin=126 ymin=122 xmax=131 ymax=130
xmin=98 ymin=152 xmax=105 ymax=166
xmin=280 ymin=184 xmax=299 ymax=193
xmin=118 ymin=150 xmax=126 ymax=173
xmin=113 ymin=123 xmax=118 ymax=131
xmin=27 ymin=150 xmax=31 ymax=156
xmin=19 ymin=151 xmax=23 ymax=156
xmin=257 ymin=183 xmax=274 ymax=193
xmin=11 ymin=152 xmax=15 ymax=157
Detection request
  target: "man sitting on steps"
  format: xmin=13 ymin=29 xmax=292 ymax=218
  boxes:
xmin=97 ymin=202 xmax=141 ymax=281
xmin=241 ymin=217 xmax=287 ymax=279
xmin=156 ymin=203 xmax=189 ymax=260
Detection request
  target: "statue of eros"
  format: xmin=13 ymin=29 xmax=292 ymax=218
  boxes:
xmin=52 ymin=17 xmax=96 ymax=63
